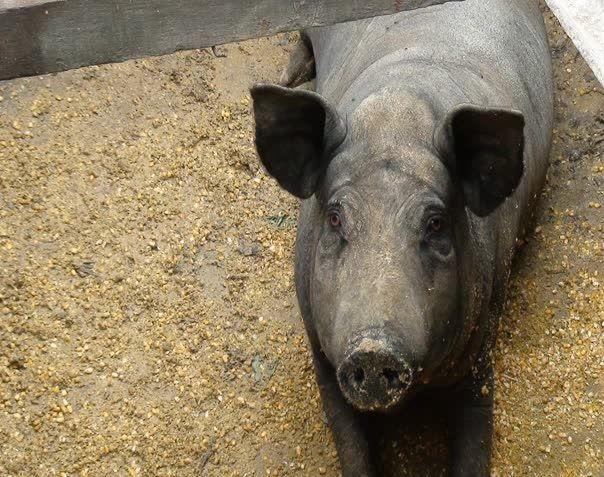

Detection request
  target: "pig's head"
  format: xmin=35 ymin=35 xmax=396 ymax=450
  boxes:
xmin=251 ymin=84 xmax=524 ymax=412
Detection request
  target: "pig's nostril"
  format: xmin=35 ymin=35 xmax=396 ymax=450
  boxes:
xmin=382 ymin=368 xmax=401 ymax=389
xmin=353 ymin=367 xmax=365 ymax=385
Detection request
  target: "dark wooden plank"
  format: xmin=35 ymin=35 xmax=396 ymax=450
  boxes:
xmin=0 ymin=0 xmax=462 ymax=80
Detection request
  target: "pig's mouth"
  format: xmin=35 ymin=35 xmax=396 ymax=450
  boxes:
xmin=336 ymin=333 xmax=414 ymax=412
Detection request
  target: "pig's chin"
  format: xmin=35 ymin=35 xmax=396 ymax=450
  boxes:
xmin=335 ymin=333 xmax=416 ymax=413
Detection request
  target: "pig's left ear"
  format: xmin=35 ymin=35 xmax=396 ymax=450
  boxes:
xmin=251 ymin=84 xmax=346 ymax=199
xmin=434 ymin=104 xmax=525 ymax=217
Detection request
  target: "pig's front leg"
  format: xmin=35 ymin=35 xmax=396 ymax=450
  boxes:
xmin=313 ymin=350 xmax=376 ymax=477
xmin=278 ymin=35 xmax=315 ymax=88
xmin=448 ymin=366 xmax=494 ymax=477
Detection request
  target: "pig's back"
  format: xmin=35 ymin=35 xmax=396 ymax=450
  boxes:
xmin=310 ymin=0 xmax=551 ymax=110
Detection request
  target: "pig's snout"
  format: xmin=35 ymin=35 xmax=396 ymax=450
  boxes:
xmin=337 ymin=334 xmax=413 ymax=412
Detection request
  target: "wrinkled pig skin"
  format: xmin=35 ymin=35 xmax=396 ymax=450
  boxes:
xmin=251 ymin=0 xmax=554 ymax=475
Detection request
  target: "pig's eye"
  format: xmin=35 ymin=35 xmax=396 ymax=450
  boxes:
xmin=328 ymin=210 xmax=342 ymax=229
xmin=423 ymin=213 xmax=451 ymax=256
xmin=427 ymin=215 xmax=446 ymax=235
xmin=424 ymin=213 xmax=451 ymax=244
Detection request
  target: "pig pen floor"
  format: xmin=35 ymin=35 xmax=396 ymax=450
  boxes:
xmin=1 ymin=6 xmax=602 ymax=477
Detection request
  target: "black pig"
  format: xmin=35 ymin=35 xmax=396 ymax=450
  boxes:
xmin=251 ymin=0 xmax=554 ymax=474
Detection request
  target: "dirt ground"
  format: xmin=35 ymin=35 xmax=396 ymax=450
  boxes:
xmin=0 ymin=5 xmax=602 ymax=477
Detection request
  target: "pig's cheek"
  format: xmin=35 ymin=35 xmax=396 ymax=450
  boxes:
xmin=425 ymin=266 xmax=459 ymax=347
xmin=311 ymin=261 xmax=340 ymax=361
xmin=317 ymin=230 xmax=343 ymax=257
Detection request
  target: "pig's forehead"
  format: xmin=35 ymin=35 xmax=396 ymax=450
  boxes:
xmin=325 ymin=143 xmax=452 ymax=195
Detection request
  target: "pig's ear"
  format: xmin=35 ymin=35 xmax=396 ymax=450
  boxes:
xmin=434 ymin=104 xmax=525 ymax=217
xmin=251 ymin=84 xmax=346 ymax=199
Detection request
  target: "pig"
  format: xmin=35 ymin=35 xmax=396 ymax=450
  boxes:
xmin=251 ymin=0 xmax=554 ymax=475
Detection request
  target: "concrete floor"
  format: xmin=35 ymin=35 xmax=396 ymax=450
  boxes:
xmin=545 ymin=0 xmax=604 ymax=86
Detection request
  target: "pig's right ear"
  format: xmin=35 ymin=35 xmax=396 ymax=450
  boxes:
xmin=251 ymin=84 xmax=346 ymax=199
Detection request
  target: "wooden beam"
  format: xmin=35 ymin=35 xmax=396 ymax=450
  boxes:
xmin=0 ymin=0 xmax=462 ymax=80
